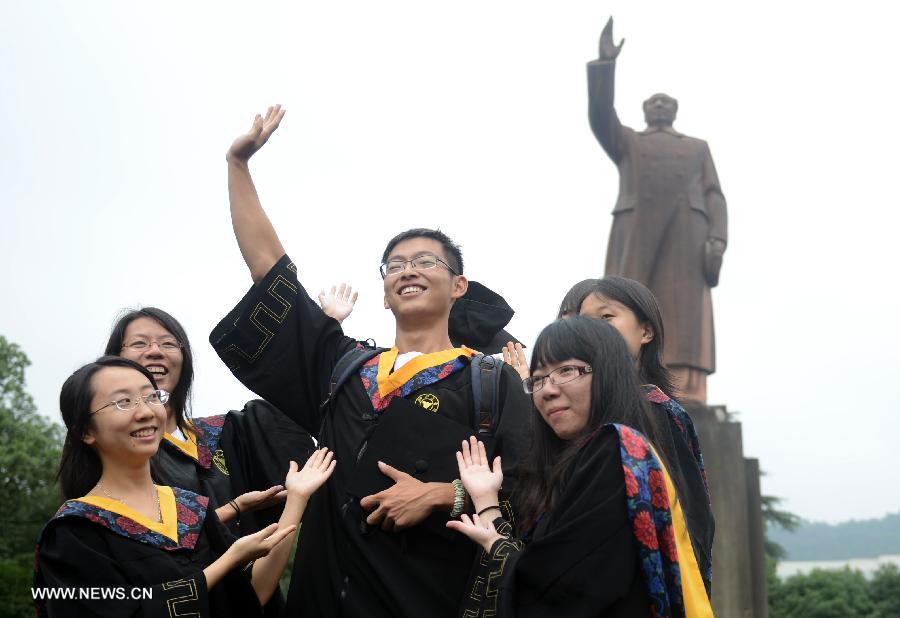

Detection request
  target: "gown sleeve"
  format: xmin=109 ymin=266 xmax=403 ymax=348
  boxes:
xmin=209 ymin=254 xmax=358 ymax=435
xmin=461 ymin=430 xmax=650 ymax=618
xmin=34 ymin=522 xmax=211 ymax=617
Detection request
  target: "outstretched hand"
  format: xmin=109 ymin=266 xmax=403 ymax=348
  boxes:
xmin=318 ymin=283 xmax=359 ymax=324
xmin=285 ymin=448 xmax=336 ymax=499
xmin=502 ymin=341 xmax=529 ymax=381
xmin=227 ymin=522 xmax=297 ymax=565
xmin=598 ymin=17 xmax=625 ymax=61
xmin=456 ymin=436 xmax=502 ymax=511
xmin=446 ymin=513 xmax=504 ymax=553
xmin=227 ymin=104 xmax=286 ymax=163
xmin=235 ymin=485 xmax=287 ymax=514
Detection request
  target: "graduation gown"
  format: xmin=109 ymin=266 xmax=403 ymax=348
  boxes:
xmin=152 ymin=401 xmax=316 ymax=535
xmin=459 ymin=426 xmax=713 ymax=618
xmin=645 ymin=386 xmax=715 ymax=592
xmin=209 ymin=255 xmax=532 ymax=618
xmin=33 ymin=486 xmax=263 ymax=618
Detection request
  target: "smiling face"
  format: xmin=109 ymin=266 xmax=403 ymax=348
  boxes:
xmin=579 ymin=294 xmax=653 ymax=360
xmin=382 ymin=237 xmax=468 ymax=324
xmin=82 ymin=366 xmax=166 ymax=466
xmin=119 ymin=317 xmax=183 ymax=396
xmin=532 ymin=358 xmax=593 ymax=441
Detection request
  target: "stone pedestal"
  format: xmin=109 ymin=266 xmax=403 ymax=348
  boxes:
xmin=684 ymin=403 xmax=767 ymax=618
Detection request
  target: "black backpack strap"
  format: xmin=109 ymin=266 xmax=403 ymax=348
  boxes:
xmin=470 ymin=354 xmax=505 ymax=437
xmin=320 ymin=344 xmax=386 ymax=412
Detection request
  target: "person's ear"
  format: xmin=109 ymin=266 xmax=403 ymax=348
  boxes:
xmin=82 ymin=428 xmax=96 ymax=446
xmin=451 ymin=275 xmax=468 ymax=300
xmin=641 ymin=323 xmax=654 ymax=346
xmin=384 ymin=294 xmax=390 ymax=310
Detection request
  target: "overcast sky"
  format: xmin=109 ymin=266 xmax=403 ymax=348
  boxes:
xmin=2 ymin=0 xmax=898 ymax=525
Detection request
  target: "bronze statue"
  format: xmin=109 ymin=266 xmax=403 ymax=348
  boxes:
xmin=587 ymin=18 xmax=727 ymax=403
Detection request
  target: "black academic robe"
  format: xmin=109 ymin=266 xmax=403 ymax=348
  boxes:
xmin=460 ymin=430 xmax=652 ymax=618
xmin=209 ymin=255 xmax=532 ymax=618
xmin=33 ymin=487 xmax=263 ymax=618
xmin=152 ymin=400 xmax=316 ymax=535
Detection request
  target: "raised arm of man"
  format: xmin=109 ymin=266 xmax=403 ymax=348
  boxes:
xmin=226 ymin=104 xmax=288 ymax=283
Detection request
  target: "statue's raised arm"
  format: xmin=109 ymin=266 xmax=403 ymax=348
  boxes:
xmin=587 ymin=18 xmax=627 ymax=162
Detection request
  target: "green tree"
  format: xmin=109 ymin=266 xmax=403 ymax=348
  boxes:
xmin=0 ymin=335 xmax=64 ymax=617
xmin=763 ymin=493 xmax=800 ymax=561
xmin=769 ymin=568 xmax=874 ymax=618
xmin=871 ymin=563 xmax=900 ymax=618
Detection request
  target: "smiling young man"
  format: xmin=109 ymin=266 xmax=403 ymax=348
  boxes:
xmin=210 ymin=106 xmax=530 ymax=618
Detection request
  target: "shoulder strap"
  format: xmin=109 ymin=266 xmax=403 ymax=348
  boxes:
xmin=470 ymin=354 xmax=504 ymax=437
xmin=320 ymin=343 xmax=386 ymax=411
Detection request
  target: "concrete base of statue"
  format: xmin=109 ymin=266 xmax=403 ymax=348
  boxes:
xmin=684 ymin=402 xmax=768 ymax=618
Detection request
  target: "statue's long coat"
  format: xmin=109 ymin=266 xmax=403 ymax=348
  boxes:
xmin=588 ymin=59 xmax=727 ymax=373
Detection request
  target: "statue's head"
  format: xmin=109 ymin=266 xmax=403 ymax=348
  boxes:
xmin=643 ymin=93 xmax=678 ymax=128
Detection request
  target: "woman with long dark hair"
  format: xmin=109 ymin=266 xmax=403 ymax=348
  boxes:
xmin=36 ymin=356 xmax=334 ymax=617
xmin=105 ymin=307 xmax=316 ymax=535
xmin=559 ymin=276 xmax=715 ymax=582
xmin=448 ymin=317 xmax=714 ymax=617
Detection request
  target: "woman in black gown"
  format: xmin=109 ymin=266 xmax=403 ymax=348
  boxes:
xmin=106 ymin=307 xmax=316 ymax=535
xmin=34 ymin=356 xmax=334 ymax=617
xmin=448 ymin=317 xmax=714 ymax=618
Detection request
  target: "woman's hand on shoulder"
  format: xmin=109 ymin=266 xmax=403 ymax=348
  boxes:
xmin=456 ymin=436 xmax=502 ymax=511
xmin=285 ymin=448 xmax=336 ymax=499
xmin=446 ymin=513 xmax=504 ymax=553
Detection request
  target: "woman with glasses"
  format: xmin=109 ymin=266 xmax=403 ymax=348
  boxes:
xmin=447 ymin=317 xmax=714 ymax=617
xmin=106 ymin=308 xmax=317 ymax=539
xmin=34 ymin=356 xmax=335 ymax=617
xmin=557 ymin=277 xmax=715 ymax=588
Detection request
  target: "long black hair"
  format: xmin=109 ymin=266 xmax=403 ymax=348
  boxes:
xmin=105 ymin=307 xmax=193 ymax=430
xmin=587 ymin=277 xmax=676 ymax=397
xmin=513 ymin=316 xmax=680 ymax=534
xmin=57 ymin=356 xmax=159 ymax=500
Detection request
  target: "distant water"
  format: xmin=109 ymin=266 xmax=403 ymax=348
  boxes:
xmin=777 ymin=554 xmax=900 ymax=579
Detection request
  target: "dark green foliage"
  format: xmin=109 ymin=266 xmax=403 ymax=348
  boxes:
xmin=770 ymin=568 xmax=874 ymax=618
xmin=0 ymin=336 xmax=64 ymax=617
xmin=870 ymin=564 xmax=900 ymax=618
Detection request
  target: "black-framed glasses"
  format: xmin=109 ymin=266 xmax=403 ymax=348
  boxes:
xmin=523 ymin=365 xmax=592 ymax=394
xmin=91 ymin=390 xmax=170 ymax=414
xmin=380 ymin=254 xmax=458 ymax=279
xmin=122 ymin=339 xmax=183 ymax=353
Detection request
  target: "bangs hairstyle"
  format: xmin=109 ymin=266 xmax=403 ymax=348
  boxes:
xmin=556 ymin=278 xmax=599 ymax=319
xmin=514 ymin=316 xmax=678 ymax=534
xmin=105 ymin=307 xmax=193 ymax=430
xmin=57 ymin=356 xmax=159 ymax=500
xmin=381 ymin=228 xmax=464 ymax=275
xmin=588 ymin=277 xmax=676 ymax=398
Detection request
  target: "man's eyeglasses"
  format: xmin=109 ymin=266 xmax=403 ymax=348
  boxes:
xmin=380 ymin=254 xmax=458 ymax=279
xmin=523 ymin=365 xmax=592 ymax=394
xmin=91 ymin=389 xmax=171 ymax=414
xmin=122 ymin=339 xmax=183 ymax=353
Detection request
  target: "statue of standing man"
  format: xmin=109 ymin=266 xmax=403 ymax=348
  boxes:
xmin=588 ymin=18 xmax=727 ymax=404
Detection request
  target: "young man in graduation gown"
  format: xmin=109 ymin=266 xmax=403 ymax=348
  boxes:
xmin=209 ymin=105 xmax=532 ymax=618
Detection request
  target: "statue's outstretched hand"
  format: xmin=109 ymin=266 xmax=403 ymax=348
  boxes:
xmin=704 ymin=238 xmax=726 ymax=287
xmin=598 ymin=17 xmax=625 ymax=61
xmin=227 ymin=104 xmax=286 ymax=163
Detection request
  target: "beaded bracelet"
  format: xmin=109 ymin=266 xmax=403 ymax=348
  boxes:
xmin=449 ymin=479 xmax=466 ymax=518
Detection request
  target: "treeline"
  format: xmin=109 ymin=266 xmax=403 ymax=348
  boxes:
xmin=769 ymin=512 xmax=900 ymax=561
xmin=769 ymin=563 xmax=900 ymax=618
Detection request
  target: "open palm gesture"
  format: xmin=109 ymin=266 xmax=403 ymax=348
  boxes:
xmin=227 ymin=104 xmax=286 ymax=163
xmin=285 ymin=448 xmax=336 ymax=499
xmin=318 ymin=283 xmax=359 ymax=324
xmin=456 ymin=437 xmax=503 ymax=507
